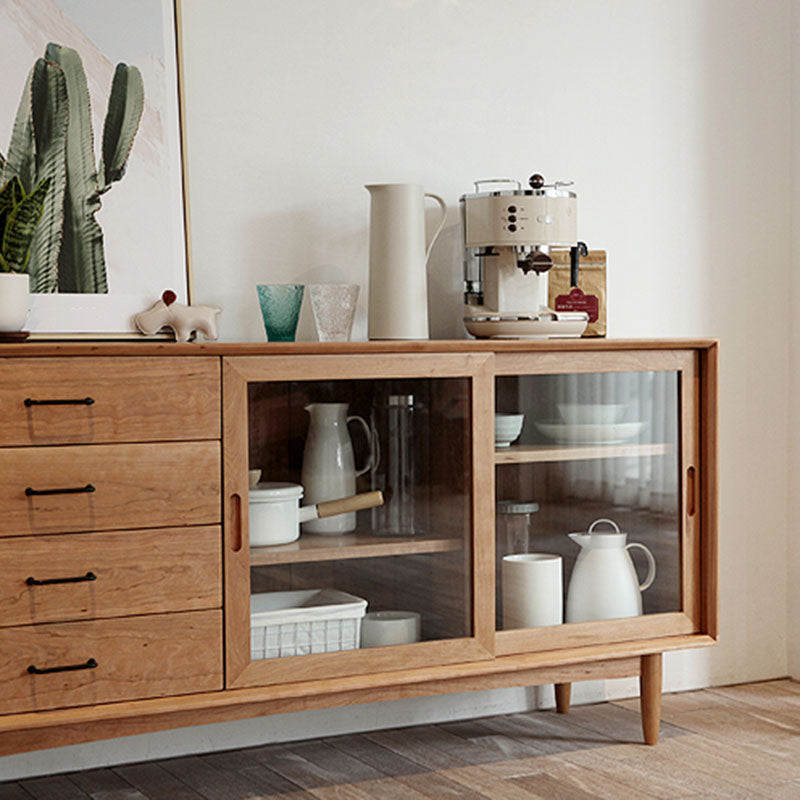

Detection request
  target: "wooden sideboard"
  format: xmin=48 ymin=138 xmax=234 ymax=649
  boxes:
xmin=0 ymin=339 xmax=718 ymax=756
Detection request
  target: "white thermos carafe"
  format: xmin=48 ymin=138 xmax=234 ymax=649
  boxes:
xmin=365 ymin=183 xmax=447 ymax=340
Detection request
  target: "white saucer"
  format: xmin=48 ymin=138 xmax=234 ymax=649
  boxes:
xmin=464 ymin=314 xmax=587 ymax=339
xmin=534 ymin=420 xmax=646 ymax=445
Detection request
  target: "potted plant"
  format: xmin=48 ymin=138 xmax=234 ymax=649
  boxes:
xmin=0 ymin=176 xmax=49 ymax=331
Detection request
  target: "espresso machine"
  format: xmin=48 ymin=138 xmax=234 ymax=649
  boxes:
xmin=462 ymin=174 xmax=589 ymax=338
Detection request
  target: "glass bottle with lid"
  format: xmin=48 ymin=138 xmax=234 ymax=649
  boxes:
xmin=496 ymin=500 xmax=539 ymax=555
xmin=370 ymin=392 xmax=430 ymax=536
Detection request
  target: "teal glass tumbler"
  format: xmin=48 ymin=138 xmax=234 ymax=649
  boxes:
xmin=257 ymin=284 xmax=304 ymax=342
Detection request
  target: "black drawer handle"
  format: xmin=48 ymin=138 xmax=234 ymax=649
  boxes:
xmin=25 ymin=484 xmax=96 ymax=497
xmin=24 ymin=397 xmax=95 ymax=407
xmin=26 ymin=571 xmax=97 ymax=587
xmin=28 ymin=658 xmax=98 ymax=675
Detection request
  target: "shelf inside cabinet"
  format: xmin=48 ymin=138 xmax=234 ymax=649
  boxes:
xmin=250 ymin=532 xmax=463 ymax=566
xmin=495 ymin=442 xmax=674 ymax=465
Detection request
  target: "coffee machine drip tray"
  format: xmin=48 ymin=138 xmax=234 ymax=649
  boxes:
xmin=464 ymin=310 xmax=588 ymax=339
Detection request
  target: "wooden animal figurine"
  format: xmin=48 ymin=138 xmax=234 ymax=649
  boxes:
xmin=135 ymin=290 xmax=221 ymax=342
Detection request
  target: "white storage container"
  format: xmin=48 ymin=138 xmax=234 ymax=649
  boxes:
xmin=250 ymin=589 xmax=367 ymax=660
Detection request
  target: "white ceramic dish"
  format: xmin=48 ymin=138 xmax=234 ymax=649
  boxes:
xmin=557 ymin=403 xmax=627 ymax=425
xmin=361 ymin=610 xmax=421 ymax=648
xmin=534 ymin=420 xmax=646 ymax=445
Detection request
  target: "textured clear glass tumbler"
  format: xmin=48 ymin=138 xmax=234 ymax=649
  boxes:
xmin=256 ymin=284 xmax=304 ymax=342
xmin=308 ymin=283 xmax=359 ymax=342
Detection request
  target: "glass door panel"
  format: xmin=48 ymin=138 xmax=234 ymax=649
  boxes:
xmin=495 ymin=370 xmax=685 ymax=636
xmin=249 ymin=376 xmax=472 ymax=650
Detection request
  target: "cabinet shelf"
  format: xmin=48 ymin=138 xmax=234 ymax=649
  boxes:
xmin=495 ymin=442 xmax=674 ymax=464
xmin=250 ymin=532 xmax=463 ymax=566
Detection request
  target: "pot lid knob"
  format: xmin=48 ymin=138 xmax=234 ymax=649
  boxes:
xmin=529 ymin=173 xmax=545 ymax=189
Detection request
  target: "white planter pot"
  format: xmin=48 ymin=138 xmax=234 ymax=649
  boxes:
xmin=0 ymin=273 xmax=30 ymax=332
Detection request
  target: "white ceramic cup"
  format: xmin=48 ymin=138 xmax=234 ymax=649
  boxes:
xmin=360 ymin=610 xmax=421 ymax=647
xmin=502 ymin=553 xmax=563 ymax=629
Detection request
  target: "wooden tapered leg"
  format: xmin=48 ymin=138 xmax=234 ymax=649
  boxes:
xmin=640 ymin=653 xmax=663 ymax=745
xmin=554 ymin=682 xmax=571 ymax=713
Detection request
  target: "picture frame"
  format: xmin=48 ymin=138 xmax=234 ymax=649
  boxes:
xmin=0 ymin=0 xmax=191 ymax=338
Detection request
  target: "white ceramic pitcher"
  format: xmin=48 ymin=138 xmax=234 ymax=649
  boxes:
xmin=301 ymin=403 xmax=374 ymax=534
xmin=565 ymin=518 xmax=656 ymax=623
xmin=365 ymin=183 xmax=447 ymax=340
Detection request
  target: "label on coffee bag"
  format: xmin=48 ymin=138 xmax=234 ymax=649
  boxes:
xmin=554 ymin=287 xmax=599 ymax=323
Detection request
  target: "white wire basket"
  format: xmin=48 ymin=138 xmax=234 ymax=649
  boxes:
xmin=250 ymin=589 xmax=368 ymax=660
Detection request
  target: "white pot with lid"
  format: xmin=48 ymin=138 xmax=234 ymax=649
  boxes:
xmin=249 ymin=482 xmax=383 ymax=546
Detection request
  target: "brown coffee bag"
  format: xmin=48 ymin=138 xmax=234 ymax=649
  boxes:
xmin=549 ymin=249 xmax=607 ymax=337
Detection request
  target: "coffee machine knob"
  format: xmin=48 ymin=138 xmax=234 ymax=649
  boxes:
xmin=529 ymin=173 xmax=545 ymax=189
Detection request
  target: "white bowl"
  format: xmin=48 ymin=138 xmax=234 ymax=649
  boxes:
xmin=557 ymin=403 xmax=626 ymax=425
xmin=495 ymin=413 xmax=524 ymax=447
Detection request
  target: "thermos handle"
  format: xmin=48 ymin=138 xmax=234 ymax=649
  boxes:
xmin=626 ymin=542 xmax=657 ymax=591
xmin=588 ymin=518 xmax=621 ymax=534
xmin=424 ymin=193 xmax=448 ymax=262
xmin=347 ymin=415 xmax=375 ymax=477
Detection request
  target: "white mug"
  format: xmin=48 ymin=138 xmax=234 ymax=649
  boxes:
xmin=502 ymin=553 xmax=563 ymax=629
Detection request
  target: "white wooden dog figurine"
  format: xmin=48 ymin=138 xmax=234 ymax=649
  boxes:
xmin=135 ymin=290 xmax=221 ymax=342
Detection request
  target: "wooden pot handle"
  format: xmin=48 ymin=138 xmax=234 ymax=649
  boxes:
xmin=316 ymin=490 xmax=383 ymax=519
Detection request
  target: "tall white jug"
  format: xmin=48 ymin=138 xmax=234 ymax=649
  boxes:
xmin=301 ymin=403 xmax=374 ymax=534
xmin=365 ymin=183 xmax=447 ymax=340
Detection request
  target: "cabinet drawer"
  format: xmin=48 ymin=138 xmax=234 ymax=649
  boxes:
xmin=0 ymin=442 xmax=220 ymax=536
xmin=0 ymin=526 xmax=222 ymax=627
xmin=0 ymin=610 xmax=222 ymax=715
xmin=0 ymin=357 xmax=220 ymax=446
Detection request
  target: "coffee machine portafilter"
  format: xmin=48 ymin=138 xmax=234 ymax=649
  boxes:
xmin=461 ymin=174 xmax=589 ymax=338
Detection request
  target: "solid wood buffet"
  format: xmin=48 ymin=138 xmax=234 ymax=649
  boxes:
xmin=0 ymin=339 xmax=717 ymax=756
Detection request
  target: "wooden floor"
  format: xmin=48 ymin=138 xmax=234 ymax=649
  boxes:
xmin=1 ymin=680 xmax=798 ymax=799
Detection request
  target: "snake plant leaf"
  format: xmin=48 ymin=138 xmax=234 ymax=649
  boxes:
xmin=0 ymin=177 xmax=23 ymax=256
xmin=3 ymin=66 xmax=36 ymax=192
xmin=0 ymin=176 xmax=26 ymax=245
xmin=29 ymin=58 xmax=69 ymax=293
xmin=101 ymin=64 xmax=144 ymax=188
xmin=0 ymin=176 xmax=25 ymax=210
xmin=1 ymin=177 xmax=50 ymax=272
xmin=0 ymin=178 xmax=15 ymax=214
xmin=45 ymin=43 xmax=108 ymax=294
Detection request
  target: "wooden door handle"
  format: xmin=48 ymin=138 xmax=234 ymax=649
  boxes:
xmin=686 ymin=466 xmax=696 ymax=517
xmin=230 ymin=493 xmax=243 ymax=552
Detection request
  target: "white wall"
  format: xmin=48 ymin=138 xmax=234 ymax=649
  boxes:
xmin=1 ymin=0 xmax=795 ymax=780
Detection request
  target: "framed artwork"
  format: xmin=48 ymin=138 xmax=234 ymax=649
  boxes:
xmin=0 ymin=0 xmax=190 ymax=337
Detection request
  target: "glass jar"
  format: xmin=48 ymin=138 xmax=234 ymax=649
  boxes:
xmin=496 ymin=500 xmax=539 ymax=555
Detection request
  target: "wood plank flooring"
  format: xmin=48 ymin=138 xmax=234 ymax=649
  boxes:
xmin=1 ymin=679 xmax=798 ymax=799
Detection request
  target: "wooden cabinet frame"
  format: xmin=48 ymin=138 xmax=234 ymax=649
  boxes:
xmin=494 ymin=348 xmax=702 ymax=656
xmin=223 ymin=353 xmax=496 ymax=688
xmin=0 ymin=339 xmax=718 ymax=757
